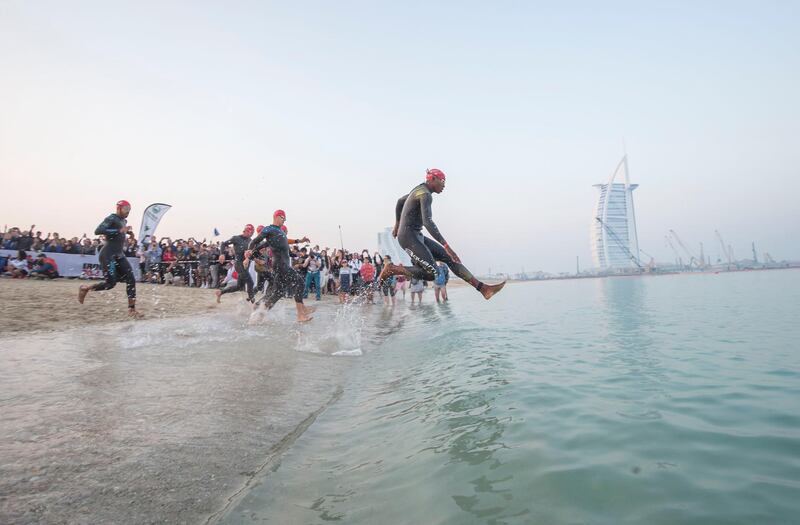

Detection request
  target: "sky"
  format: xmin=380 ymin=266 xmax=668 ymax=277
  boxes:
xmin=1 ymin=0 xmax=798 ymax=274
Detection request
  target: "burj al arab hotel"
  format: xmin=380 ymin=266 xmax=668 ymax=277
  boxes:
xmin=591 ymin=156 xmax=641 ymax=270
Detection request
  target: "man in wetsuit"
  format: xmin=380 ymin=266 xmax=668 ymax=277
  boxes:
xmin=246 ymin=209 xmax=315 ymax=322
xmin=252 ymin=225 xmax=274 ymax=294
xmin=78 ymin=200 xmax=141 ymax=317
xmin=379 ymin=168 xmax=505 ymax=300
xmin=215 ymin=224 xmax=256 ymax=303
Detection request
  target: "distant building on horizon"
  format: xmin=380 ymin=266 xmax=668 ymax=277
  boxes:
xmin=377 ymin=227 xmax=411 ymax=265
xmin=591 ymin=156 xmax=641 ymax=270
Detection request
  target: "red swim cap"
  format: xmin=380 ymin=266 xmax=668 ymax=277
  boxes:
xmin=256 ymin=225 xmax=265 ymax=234
xmin=116 ymin=200 xmax=131 ymax=208
xmin=426 ymin=168 xmax=446 ymax=183
xmin=273 ymin=209 xmax=286 ymax=219
xmin=280 ymin=225 xmax=288 ymax=233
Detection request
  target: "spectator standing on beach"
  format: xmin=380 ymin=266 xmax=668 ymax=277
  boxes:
xmin=327 ymin=250 xmax=340 ymax=295
xmin=380 ymin=254 xmax=397 ymax=306
xmin=318 ymin=248 xmax=330 ymax=294
xmin=80 ymin=237 xmax=95 ymax=255
xmin=373 ymin=253 xmax=384 ymax=282
xmin=396 ymin=274 xmax=408 ymax=300
xmin=144 ymin=240 xmax=162 ymax=282
xmin=360 ymin=257 xmax=376 ymax=303
xmin=434 ymin=261 xmax=449 ymax=303
xmin=78 ymin=200 xmax=140 ymax=317
xmin=44 ymin=232 xmax=65 ymax=253
xmin=348 ymin=253 xmax=362 ymax=292
xmin=208 ymin=244 xmax=221 ymax=288
xmin=338 ymin=257 xmax=352 ymax=303
xmin=409 ymin=276 xmax=425 ymax=304
xmin=17 ymin=227 xmax=34 ymax=251
xmin=197 ymin=244 xmax=211 ymax=288
xmin=303 ymin=249 xmax=322 ymax=301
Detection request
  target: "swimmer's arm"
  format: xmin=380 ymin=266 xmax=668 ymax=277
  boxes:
xmin=420 ymin=193 xmax=447 ymax=245
xmin=248 ymin=231 xmax=267 ymax=251
xmin=393 ymin=194 xmax=409 ymax=237
xmin=395 ymin=194 xmax=408 ymax=223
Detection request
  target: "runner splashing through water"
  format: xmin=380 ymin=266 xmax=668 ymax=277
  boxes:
xmin=78 ymin=200 xmax=141 ymax=317
xmin=379 ymin=168 xmax=505 ymax=300
xmin=215 ymin=224 xmax=256 ymax=303
xmin=247 ymin=210 xmax=315 ymax=322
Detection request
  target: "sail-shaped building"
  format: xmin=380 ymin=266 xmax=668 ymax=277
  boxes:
xmin=591 ymin=156 xmax=641 ymax=270
xmin=377 ymin=228 xmax=412 ymax=265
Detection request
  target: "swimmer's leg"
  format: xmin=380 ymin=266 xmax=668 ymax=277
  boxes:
xmin=424 ymin=237 xmax=505 ymax=300
xmin=380 ymin=232 xmax=435 ymax=281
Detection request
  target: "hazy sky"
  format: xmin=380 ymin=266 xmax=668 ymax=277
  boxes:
xmin=2 ymin=1 xmax=798 ymax=273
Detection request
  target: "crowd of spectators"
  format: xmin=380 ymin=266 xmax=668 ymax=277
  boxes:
xmin=2 ymin=224 xmax=452 ymax=304
xmin=2 ymin=224 xmax=122 ymax=255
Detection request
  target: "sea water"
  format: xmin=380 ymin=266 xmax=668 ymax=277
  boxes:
xmin=221 ymin=270 xmax=800 ymax=524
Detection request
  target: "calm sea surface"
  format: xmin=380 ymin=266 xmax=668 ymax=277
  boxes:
xmin=223 ymin=270 xmax=800 ymax=524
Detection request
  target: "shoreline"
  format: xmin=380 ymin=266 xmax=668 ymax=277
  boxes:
xmin=0 ymin=278 xmax=342 ymax=334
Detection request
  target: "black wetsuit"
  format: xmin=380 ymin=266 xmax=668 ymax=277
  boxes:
xmin=91 ymin=213 xmax=136 ymax=300
xmin=220 ymin=234 xmax=255 ymax=301
xmin=395 ymin=183 xmax=482 ymax=289
xmin=249 ymin=225 xmax=303 ymax=309
xmin=254 ymin=246 xmax=274 ymax=293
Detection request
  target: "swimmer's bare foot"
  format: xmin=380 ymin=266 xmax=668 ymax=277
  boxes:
xmin=215 ymin=290 xmax=222 ymax=303
xmin=78 ymin=285 xmax=90 ymax=304
xmin=304 ymin=305 xmax=317 ymax=315
xmin=378 ymin=263 xmax=393 ymax=282
xmin=480 ymin=281 xmax=506 ymax=300
xmin=128 ymin=309 xmax=144 ymax=319
xmin=379 ymin=263 xmax=409 ymax=282
xmin=295 ymin=302 xmax=313 ymax=323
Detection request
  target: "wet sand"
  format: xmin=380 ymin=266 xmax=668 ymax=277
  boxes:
xmin=0 ymin=279 xmax=350 ymax=524
xmin=0 ymin=278 xmax=259 ymax=334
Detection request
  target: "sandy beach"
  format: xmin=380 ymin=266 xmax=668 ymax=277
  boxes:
xmin=0 ymin=277 xmax=349 ymax=524
xmin=0 ymin=278 xmax=248 ymax=334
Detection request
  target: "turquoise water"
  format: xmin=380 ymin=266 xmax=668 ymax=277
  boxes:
xmin=223 ymin=270 xmax=800 ymax=524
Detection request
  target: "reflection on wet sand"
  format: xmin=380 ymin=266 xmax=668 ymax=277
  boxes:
xmin=0 ymin=310 xmax=348 ymax=524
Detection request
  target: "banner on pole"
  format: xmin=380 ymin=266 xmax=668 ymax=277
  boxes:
xmin=138 ymin=203 xmax=172 ymax=246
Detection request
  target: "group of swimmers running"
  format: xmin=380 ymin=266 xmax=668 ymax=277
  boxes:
xmin=77 ymin=168 xmax=505 ymax=322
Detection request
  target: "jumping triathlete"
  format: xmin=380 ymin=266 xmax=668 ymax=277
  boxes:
xmin=78 ymin=200 xmax=141 ymax=316
xmin=379 ymin=168 xmax=505 ymax=300
xmin=216 ymin=224 xmax=256 ymax=303
xmin=247 ymin=210 xmax=315 ymax=322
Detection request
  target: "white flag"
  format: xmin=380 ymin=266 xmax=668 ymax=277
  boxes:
xmin=138 ymin=203 xmax=172 ymax=246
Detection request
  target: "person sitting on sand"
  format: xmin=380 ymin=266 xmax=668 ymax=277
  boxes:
xmin=5 ymin=250 xmax=31 ymax=278
xmin=29 ymin=253 xmax=59 ymax=279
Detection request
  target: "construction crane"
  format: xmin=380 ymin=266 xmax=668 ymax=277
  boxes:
xmin=595 ymin=217 xmax=643 ymax=269
xmin=715 ymin=230 xmax=733 ymax=269
xmin=669 ymin=230 xmax=703 ymax=269
xmin=665 ymin=235 xmax=683 ymax=268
